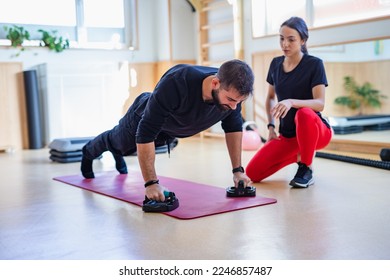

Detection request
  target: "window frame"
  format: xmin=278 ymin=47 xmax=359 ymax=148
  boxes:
xmin=0 ymin=0 xmax=138 ymax=50
xmin=251 ymin=0 xmax=390 ymax=39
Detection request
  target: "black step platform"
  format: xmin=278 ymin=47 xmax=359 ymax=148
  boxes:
xmin=328 ymin=115 xmax=390 ymax=134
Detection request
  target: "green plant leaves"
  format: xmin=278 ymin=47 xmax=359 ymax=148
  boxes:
xmin=3 ymin=25 xmax=30 ymax=47
xmin=334 ymin=75 xmax=385 ymax=114
xmin=38 ymin=29 xmax=69 ymax=52
xmin=3 ymin=24 xmax=69 ymax=54
xmin=334 ymin=96 xmax=361 ymax=110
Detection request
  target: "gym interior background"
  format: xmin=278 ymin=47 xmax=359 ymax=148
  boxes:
xmin=0 ymin=0 xmax=390 ymax=261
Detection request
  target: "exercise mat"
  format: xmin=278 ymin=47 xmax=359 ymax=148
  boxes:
xmin=53 ymin=171 xmax=277 ymax=219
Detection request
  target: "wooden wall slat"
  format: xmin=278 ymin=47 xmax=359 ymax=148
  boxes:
xmin=0 ymin=63 xmax=28 ymax=150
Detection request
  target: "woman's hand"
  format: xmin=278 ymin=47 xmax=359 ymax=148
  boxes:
xmin=267 ymin=127 xmax=279 ymax=142
xmin=271 ymin=99 xmax=293 ymax=119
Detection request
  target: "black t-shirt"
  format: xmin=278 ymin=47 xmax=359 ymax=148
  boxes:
xmin=133 ymin=64 xmax=243 ymax=143
xmin=266 ymin=54 xmax=328 ymax=137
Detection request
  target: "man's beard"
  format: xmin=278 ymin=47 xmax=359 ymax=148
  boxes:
xmin=210 ymin=89 xmax=232 ymax=111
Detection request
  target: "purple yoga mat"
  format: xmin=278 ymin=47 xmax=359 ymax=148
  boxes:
xmin=54 ymin=171 xmax=277 ymax=219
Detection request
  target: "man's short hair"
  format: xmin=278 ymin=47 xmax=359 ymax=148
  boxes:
xmin=217 ymin=59 xmax=254 ymax=97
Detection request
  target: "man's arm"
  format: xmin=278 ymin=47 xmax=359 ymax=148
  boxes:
xmin=225 ymin=131 xmax=243 ymax=169
xmin=137 ymin=142 xmax=166 ymax=201
xmin=225 ymin=131 xmax=251 ymax=186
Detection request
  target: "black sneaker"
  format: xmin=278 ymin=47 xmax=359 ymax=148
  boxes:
xmin=289 ymin=162 xmax=314 ymax=188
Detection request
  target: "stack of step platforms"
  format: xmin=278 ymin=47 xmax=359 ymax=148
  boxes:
xmin=328 ymin=115 xmax=390 ymax=134
xmin=48 ymin=137 xmax=94 ymax=163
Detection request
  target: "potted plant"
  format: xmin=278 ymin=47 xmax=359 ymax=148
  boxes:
xmin=38 ymin=29 xmax=69 ymax=52
xmin=3 ymin=25 xmax=30 ymax=56
xmin=334 ymin=76 xmax=386 ymax=115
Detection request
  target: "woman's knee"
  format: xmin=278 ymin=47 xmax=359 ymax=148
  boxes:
xmin=246 ymin=155 xmax=262 ymax=182
xmin=295 ymin=107 xmax=316 ymax=121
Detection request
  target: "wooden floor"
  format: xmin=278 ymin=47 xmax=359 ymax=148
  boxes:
xmin=326 ymin=130 xmax=390 ymax=159
xmin=1 ymin=136 xmax=390 ymax=260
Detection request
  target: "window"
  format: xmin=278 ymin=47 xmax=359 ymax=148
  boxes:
xmin=252 ymin=0 xmax=306 ymax=37
xmin=0 ymin=0 xmax=138 ymax=50
xmin=251 ymin=0 xmax=390 ymax=38
xmin=83 ymin=0 xmax=124 ymax=28
xmin=0 ymin=0 xmax=76 ymax=26
xmin=313 ymin=0 xmax=390 ymax=27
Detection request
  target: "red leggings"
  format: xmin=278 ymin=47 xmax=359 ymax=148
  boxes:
xmin=246 ymin=108 xmax=332 ymax=182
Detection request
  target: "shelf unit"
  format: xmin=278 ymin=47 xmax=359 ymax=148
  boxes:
xmin=191 ymin=0 xmax=244 ymax=137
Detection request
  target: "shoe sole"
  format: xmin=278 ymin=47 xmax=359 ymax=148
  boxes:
xmin=289 ymin=178 xmax=314 ymax=188
xmin=82 ymin=172 xmax=95 ymax=179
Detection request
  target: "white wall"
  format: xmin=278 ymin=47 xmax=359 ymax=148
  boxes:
xmin=170 ymin=0 xmax=197 ymax=61
xmin=34 ymin=62 xmax=129 ymax=143
xmin=155 ymin=0 xmax=170 ymax=61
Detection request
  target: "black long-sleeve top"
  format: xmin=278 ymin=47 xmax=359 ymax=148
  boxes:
xmin=127 ymin=64 xmax=243 ymax=144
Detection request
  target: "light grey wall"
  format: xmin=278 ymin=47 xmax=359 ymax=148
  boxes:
xmin=170 ymin=0 xmax=197 ymax=61
xmin=155 ymin=0 xmax=170 ymax=61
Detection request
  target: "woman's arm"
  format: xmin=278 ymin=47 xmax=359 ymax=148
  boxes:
xmin=265 ymin=85 xmax=279 ymax=141
xmin=266 ymin=84 xmax=277 ymax=124
xmin=271 ymin=84 xmax=326 ymax=119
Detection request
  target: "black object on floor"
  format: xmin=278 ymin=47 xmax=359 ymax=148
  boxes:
xmin=50 ymin=154 xmax=83 ymax=163
xmin=226 ymin=180 xmax=256 ymax=197
xmin=331 ymin=125 xmax=364 ymax=135
xmin=365 ymin=122 xmax=390 ymax=131
xmin=329 ymin=115 xmax=390 ymax=134
xmin=24 ymin=70 xmax=44 ymax=149
xmin=49 ymin=149 xmax=83 ymax=163
xmin=315 ymin=151 xmax=390 ymax=170
xmin=380 ymin=148 xmax=390 ymax=162
xmin=142 ymin=191 xmax=179 ymax=212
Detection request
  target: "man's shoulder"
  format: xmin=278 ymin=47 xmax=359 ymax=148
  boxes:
xmin=169 ymin=64 xmax=218 ymax=74
xmin=159 ymin=64 xmax=217 ymax=85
